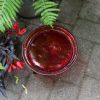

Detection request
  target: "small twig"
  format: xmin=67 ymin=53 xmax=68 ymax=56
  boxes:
xmin=22 ymin=84 xmax=28 ymax=94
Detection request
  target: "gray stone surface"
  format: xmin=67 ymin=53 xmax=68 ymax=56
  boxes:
xmin=58 ymin=61 xmax=86 ymax=86
xmin=80 ymin=0 xmax=100 ymax=23
xmin=73 ymin=19 xmax=100 ymax=43
xmin=26 ymin=18 xmax=42 ymax=26
xmin=58 ymin=0 xmax=83 ymax=25
xmin=0 ymin=91 xmax=20 ymax=100
xmin=78 ymin=76 xmax=100 ymax=100
xmin=86 ymin=45 xmax=100 ymax=80
xmin=6 ymin=67 xmax=31 ymax=94
xmin=56 ymin=22 xmax=73 ymax=32
xmin=20 ymin=74 xmax=54 ymax=100
xmin=75 ymin=37 xmax=93 ymax=63
xmin=49 ymin=81 xmax=79 ymax=100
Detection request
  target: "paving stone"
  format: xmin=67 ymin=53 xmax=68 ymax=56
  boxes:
xmin=22 ymin=19 xmax=72 ymax=30
xmin=19 ymin=18 xmax=41 ymax=28
xmin=28 ymin=20 xmax=73 ymax=32
xmin=6 ymin=67 xmax=31 ymax=94
xmin=76 ymin=37 xmax=93 ymax=64
xmin=27 ymin=18 xmax=42 ymax=26
xmin=73 ymin=19 xmax=100 ymax=43
xmin=49 ymin=81 xmax=79 ymax=100
xmin=58 ymin=0 xmax=83 ymax=25
xmin=78 ymin=76 xmax=100 ymax=100
xmin=86 ymin=45 xmax=100 ymax=80
xmin=56 ymin=22 xmax=73 ymax=32
xmin=26 ymin=24 xmax=39 ymax=33
xmin=20 ymin=74 xmax=54 ymax=100
xmin=0 ymin=90 xmax=20 ymax=100
xmin=58 ymin=61 xmax=86 ymax=86
xmin=80 ymin=0 xmax=100 ymax=23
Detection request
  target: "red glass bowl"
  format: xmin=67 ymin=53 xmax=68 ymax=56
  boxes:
xmin=22 ymin=25 xmax=78 ymax=76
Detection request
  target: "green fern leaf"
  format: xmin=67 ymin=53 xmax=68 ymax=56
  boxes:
xmin=41 ymin=14 xmax=58 ymax=22
xmin=0 ymin=63 xmax=4 ymax=70
xmin=41 ymin=12 xmax=58 ymax=20
xmin=33 ymin=0 xmax=60 ymax=27
xmin=0 ymin=0 xmax=23 ymax=32
xmin=34 ymin=2 xmax=57 ymax=10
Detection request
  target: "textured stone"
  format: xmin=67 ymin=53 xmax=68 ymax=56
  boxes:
xmin=59 ymin=0 xmax=83 ymax=25
xmin=27 ymin=18 xmax=41 ymax=26
xmin=6 ymin=67 xmax=31 ymax=94
xmin=56 ymin=22 xmax=73 ymax=32
xmin=78 ymin=76 xmax=100 ymax=100
xmin=20 ymin=74 xmax=54 ymax=100
xmin=58 ymin=61 xmax=86 ymax=86
xmin=73 ymin=19 xmax=100 ymax=43
xmin=0 ymin=91 xmax=19 ymax=100
xmin=76 ymin=37 xmax=93 ymax=63
xmin=80 ymin=0 xmax=100 ymax=23
xmin=86 ymin=45 xmax=100 ymax=80
xmin=50 ymin=81 xmax=79 ymax=100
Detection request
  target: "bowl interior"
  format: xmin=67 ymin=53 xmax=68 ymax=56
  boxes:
xmin=22 ymin=26 xmax=77 ymax=75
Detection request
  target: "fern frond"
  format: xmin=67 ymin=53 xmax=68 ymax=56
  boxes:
xmin=0 ymin=0 xmax=23 ymax=32
xmin=33 ymin=0 xmax=60 ymax=27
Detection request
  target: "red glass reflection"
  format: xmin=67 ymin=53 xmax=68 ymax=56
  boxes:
xmin=22 ymin=26 xmax=77 ymax=75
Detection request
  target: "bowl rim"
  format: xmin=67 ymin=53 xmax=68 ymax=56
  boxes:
xmin=22 ymin=25 xmax=78 ymax=76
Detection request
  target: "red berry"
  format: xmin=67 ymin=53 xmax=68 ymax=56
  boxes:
xmin=13 ymin=22 xmax=19 ymax=30
xmin=15 ymin=61 xmax=24 ymax=69
xmin=11 ymin=64 xmax=16 ymax=69
xmin=18 ymin=28 xmax=26 ymax=36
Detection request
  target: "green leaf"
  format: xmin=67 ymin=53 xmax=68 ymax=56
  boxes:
xmin=0 ymin=0 xmax=23 ymax=32
xmin=0 ymin=63 xmax=4 ymax=70
xmin=34 ymin=2 xmax=57 ymax=10
xmin=33 ymin=0 xmax=60 ymax=27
